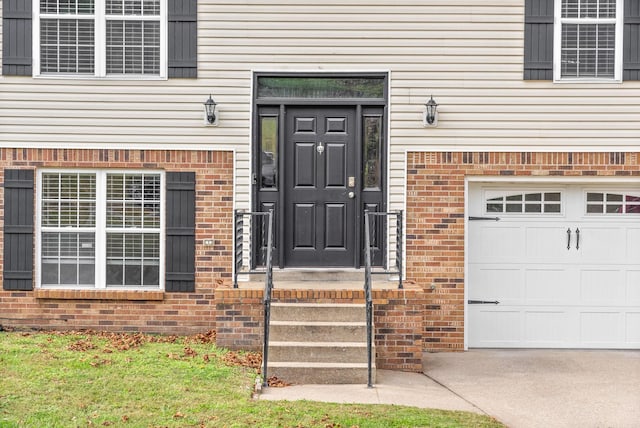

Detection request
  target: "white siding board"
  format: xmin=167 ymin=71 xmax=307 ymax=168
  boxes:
xmin=1 ymin=0 xmax=640 ymax=220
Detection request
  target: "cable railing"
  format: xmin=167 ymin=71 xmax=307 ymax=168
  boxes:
xmin=365 ymin=210 xmax=403 ymax=289
xmin=233 ymin=209 xmax=274 ymax=288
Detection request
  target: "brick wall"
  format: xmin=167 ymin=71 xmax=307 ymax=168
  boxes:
xmin=406 ymin=151 xmax=640 ymax=351
xmin=0 ymin=149 xmax=234 ymax=334
xmin=215 ymin=288 xmax=425 ymax=372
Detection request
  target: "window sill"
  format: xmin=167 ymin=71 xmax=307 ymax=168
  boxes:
xmin=34 ymin=289 xmax=164 ymax=301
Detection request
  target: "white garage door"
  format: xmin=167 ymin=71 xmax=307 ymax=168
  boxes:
xmin=468 ymin=184 xmax=640 ymax=349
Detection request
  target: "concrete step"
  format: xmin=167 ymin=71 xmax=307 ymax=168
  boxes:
xmin=268 ymin=341 xmax=371 ymax=363
xmin=271 ymin=303 xmax=365 ymax=323
xmin=269 ymin=321 xmax=367 ymax=343
xmin=268 ymin=362 xmax=375 ymax=385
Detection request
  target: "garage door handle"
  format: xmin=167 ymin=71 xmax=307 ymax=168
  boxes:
xmin=567 ymin=228 xmax=571 ymax=250
xmin=468 ymin=216 xmax=500 ymax=221
xmin=575 ymin=228 xmax=580 ymax=250
xmin=468 ymin=300 xmax=500 ymax=305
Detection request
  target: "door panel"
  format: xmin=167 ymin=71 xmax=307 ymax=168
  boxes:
xmin=284 ymin=107 xmax=356 ymax=266
xmin=294 ymin=143 xmax=316 ymax=187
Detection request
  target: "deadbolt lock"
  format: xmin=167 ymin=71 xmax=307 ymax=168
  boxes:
xmin=348 ymin=176 xmax=355 ymax=187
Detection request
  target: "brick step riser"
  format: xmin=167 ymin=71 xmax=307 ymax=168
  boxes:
xmin=269 ymin=324 xmax=367 ymax=342
xmin=268 ymin=345 xmax=371 ymax=363
xmin=269 ymin=366 xmax=374 ymax=385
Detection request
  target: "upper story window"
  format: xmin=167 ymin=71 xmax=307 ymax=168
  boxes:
xmin=523 ymin=0 xmax=638 ymax=82
xmin=34 ymin=0 xmax=166 ymax=78
xmin=555 ymin=0 xmax=624 ymax=81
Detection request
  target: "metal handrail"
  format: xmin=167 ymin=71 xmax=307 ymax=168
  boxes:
xmin=261 ymin=210 xmax=274 ymax=388
xmin=363 ymin=211 xmax=374 ymax=388
xmin=363 ymin=209 xmax=404 ymax=388
xmin=233 ymin=209 xmax=273 ymax=288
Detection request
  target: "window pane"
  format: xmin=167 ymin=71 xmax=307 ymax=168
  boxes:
xmin=41 ymin=19 xmax=95 ymax=74
xmin=487 ymin=203 xmax=503 ymax=213
xmin=41 ymin=0 xmax=95 ymax=14
xmin=106 ymin=20 xmax=160 ymax=75
xmin=363 ymin=116 xmax=382 ymax=189
xmin=561 ymin=20 xmax=616 ymax=79
xmin=545 ymin=192 xmax=561 ymax=202
xmin=106 ymin=232 xmax=159 ymax=287
xmin=42 ymin=172 xmax=96 ymax=228
xmin=257 ymin=77 xmax=385 ymax=99
xmin=260 ymin=116 xmax=278 ymax=189
xmin=41 ymin=232 xmax=95 ymax=286
xmin=544 ymin=203 xmax=561 ymax=213
xmin=107 ymin=173 xmax=160 ymax=229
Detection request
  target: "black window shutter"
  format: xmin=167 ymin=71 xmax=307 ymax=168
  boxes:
xmin=165 ymin=172 xmax=196 ymax=292
xmin=3 ymin=169 xmax=34 ymax=291
xmin=168 ymin=0 xmax=197 ymax=78
xmin=524 ymin=0 xmax=554 ymax=80
xmin=624 ymin=0 xmax=640 ymax=80
xmin=2 ymin=0 xmax=32 ymax=76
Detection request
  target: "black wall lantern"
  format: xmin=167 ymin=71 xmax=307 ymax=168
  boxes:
xmin=204 ymin=94 xmax=218 ymax=126
xmin=424 ymin=95 xmax=438 ymax=127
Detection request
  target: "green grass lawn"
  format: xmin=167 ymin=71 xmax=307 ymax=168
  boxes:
xmin=0 ymin=331 xmax=503 ymax=428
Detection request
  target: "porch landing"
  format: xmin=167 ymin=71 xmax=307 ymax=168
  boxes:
xmin=235 ymin=269 xmax=401 ymax=290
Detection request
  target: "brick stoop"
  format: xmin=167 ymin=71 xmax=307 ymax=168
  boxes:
xmin=267 ymin=303 xmax=375 ymax=385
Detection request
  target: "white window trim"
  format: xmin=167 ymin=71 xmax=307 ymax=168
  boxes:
xmin=35 ymin=169 xmax=166 ymax=290
xmin=32 ymin=0 xmax=167 ymax=80
xmin=553 ymin=0 xmax=624 ymax=83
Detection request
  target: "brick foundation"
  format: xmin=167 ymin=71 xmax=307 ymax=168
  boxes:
xmin=215 ymin=288 xmax=425 ymax=372
xmin=0 ymin=148 xmax=234 ymax=335
xmin=406 ymin=151 xmax=640 ymax=351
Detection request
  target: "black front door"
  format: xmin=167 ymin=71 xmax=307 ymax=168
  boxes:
xmin=284 ymin=107 xmax=357 ymax=266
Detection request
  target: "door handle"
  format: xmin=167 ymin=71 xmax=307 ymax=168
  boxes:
xmin=567 ymin=228 xmax=571 ymax=250
xmin=348 ymin=191 xmax=355 ymax=199
xmin=575 ymin=228 xmax=580 ymax=250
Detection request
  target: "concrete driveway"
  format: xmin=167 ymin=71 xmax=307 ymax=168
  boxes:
xmin=423 ymin=349 xmax=640 ymax=428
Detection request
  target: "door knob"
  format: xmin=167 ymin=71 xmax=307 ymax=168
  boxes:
xmin=348 ymin=191 xmax=355 ymax=199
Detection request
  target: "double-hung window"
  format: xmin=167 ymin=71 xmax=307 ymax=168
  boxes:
xmin=35 ymin=0 xmax=166 ymax=78
xmin=555 ymin=0 xmax=623 ymax=81
xmin=38 ymin=170 xmax=164 ymax=289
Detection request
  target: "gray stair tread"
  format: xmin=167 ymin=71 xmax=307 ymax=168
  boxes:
xmin=269 ymin=341 xmax=369 ymax=347
xmin=269 ymin=362 xmax=372 ymax=368
xmin=270 ymin=321 xmax=366 ymax=326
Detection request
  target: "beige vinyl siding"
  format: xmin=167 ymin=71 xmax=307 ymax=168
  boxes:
xmin=2 ymin=0 xmax=640 ymax=217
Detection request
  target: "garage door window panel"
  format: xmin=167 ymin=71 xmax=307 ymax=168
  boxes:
xmin=485 ymin=191 xmax=562 ymax=214
xmin=586 ymin=192 xmax=640 ymax=214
